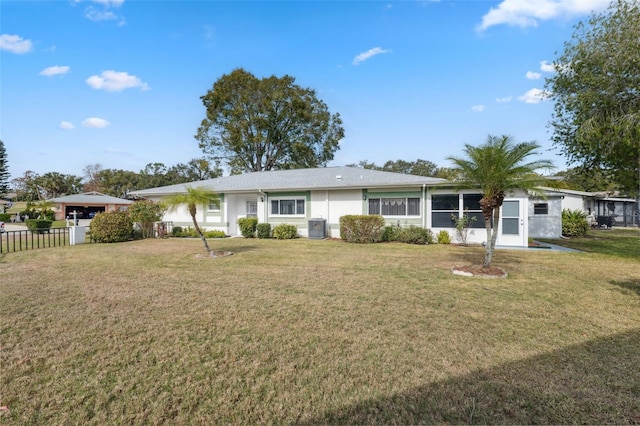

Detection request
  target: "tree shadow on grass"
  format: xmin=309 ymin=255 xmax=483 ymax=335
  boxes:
xmin=301 ymin=329 xmax=640 ymax=425
xmin=610 ymin=278 xmax=640 ymax=297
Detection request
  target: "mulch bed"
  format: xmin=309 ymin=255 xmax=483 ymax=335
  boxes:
xmin=451 ymin=264 xmax=508 ymax=278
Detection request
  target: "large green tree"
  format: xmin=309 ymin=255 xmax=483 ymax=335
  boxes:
xmin=346 ymin=159 xmax=440 ymax=177
xmin=163 ymin=186 xmax=221 ymax=256
xmin=0 ymin=140 xmax=9 ymax=196
xmin=447 ymin=135 xmax=554 ymax=268
xmin=34 ymin=172 xmax=83 ymax=199
xmin=196 ymin=68 xmax=345 ymax=174
xmin=546 ymin=0 xmax=639 ymax=196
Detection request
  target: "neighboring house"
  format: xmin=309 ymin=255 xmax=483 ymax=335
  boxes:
xmin=130 ymin=166 xmax=546 ymax=248
xmin=48 ymin=192 xmax=134 ymax=221
xmin=529 ymin=187 xmax=639 ymax=236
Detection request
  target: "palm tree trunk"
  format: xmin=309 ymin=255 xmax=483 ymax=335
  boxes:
xmin=483 ymin=213 xmax=494 ymax=268
xmin=484 ymin=207 xmax=501 ymax=267
xmin=190 ymin=215 xmax=212 ymax=255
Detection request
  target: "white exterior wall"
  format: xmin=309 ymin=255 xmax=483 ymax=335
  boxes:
xmin=325 ymin=189 xmax=363 ymax=238
xmin=561 ymin=194 xmax=587 ymax=212
xmin=528 ymin=196 xmax=562 ymax=239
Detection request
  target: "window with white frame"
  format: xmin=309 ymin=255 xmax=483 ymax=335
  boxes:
xmin=462 ymin=194 xmax=485 ymax=228
xmin=270 ymin=198 xmax=305 ymax=216
xmin=431 ymin=194 xmax=458 ymax=227
xmin=368 ymin=197 xmax=420 ymax=216
xmin=208 ymin=200 xmax=221 ymax=212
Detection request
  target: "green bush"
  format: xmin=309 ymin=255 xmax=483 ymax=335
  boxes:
xmin=25 ymin=219 xmax=53 ymax=234
xmin=272 ymin=224 xmax=298 ymax=239
xmin=437 ymin=230 xmax=451 ymax=244
xmin=238 ymin=217 xmax=258 ymax=238
xmin=395 ymin=226 xmax=434 ymax=244
xmin=381 ymin=225 xmax=398 ymax=242
xmin=89 ymin=211 xmax=133 ymax=243
xmin=562 ymin=209 xmax=589 ymax=237
xmin=129 ymin=199 xmax=166 ymax=239
xmin=0 ymin=213 xmax=11 ymax=222
xmin=204 ymin=230 xmax=226 ymax=238
xmin=340 ymin=215 xmax=385 ymax=243
xmin=171 ymin=227 xmax=226 ymax=238
xmin=256 ymin=223 xmax=271 ymax=239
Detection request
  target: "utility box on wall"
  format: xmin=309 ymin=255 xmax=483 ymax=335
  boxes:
xmin=308 ymin=218 xmax=326 ymax=239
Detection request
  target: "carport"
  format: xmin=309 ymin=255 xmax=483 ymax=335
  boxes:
xmin=48 ymin=192 xmax=133 ymax=221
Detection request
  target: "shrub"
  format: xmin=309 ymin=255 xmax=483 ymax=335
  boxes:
xmin=0 ymin=213 xmax=10 ymax=222
xmin=204 ymin=230 xmax=226 ymax=238
xmin=89 ymin=211 xmax=133 ymax=243
xmin=171 ymin=226 xmax=183 ymax=236
xmin=381 ymin=225 xmax=399 ymax=242
xmin=272 ymin=223 xmax=298 ymax=239
xmin=129 ymin=199 xmax=166 ymax=239
xmin=452 ymin=212 xmax=477 ymax=245
xmin=395 ymin=226 xmax=434 ymax=244
xmin=562 ymin=209 xmax=589 ymax=237
xmin=25 ymin=219 xmax=52 ymax=234
xmin=340 ymin=215 xmax=385 ymax=243
xmin=256 ymin=223 xmax=271 ymax=239
xmin=437 ymin=230 xmax=452 ymax=244
xmin=238 ymin=217 xmax=258 ymax=238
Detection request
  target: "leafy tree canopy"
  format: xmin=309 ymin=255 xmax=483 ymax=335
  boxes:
xmin=346 ymin=158 xmax=440 ymax=177
xmin=196 ymin=68 xmax=345 ymax=174
xmin=546 ymin=0 xmax=640 ymax=196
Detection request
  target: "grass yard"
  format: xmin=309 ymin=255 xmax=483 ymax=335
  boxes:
xmin=1 ymin=236 xmax=639 ymax=424
xmin=540 ymin=227 xmax=640 ymax=259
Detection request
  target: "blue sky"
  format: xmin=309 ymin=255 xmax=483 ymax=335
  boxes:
xmin=1 ymin=0 xmax=612 ymax=181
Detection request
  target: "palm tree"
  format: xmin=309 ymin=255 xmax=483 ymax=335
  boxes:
xmin=447 ymin=135 xmax=554 ymax=268
xmin=163 ymin=186 xmax=220 ymax=256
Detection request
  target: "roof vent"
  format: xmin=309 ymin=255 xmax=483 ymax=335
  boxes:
xmin=336 ymin=175 xmax=342 ymax=180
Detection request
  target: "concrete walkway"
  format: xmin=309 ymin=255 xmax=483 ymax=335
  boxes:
xmin=496 ymin=240 xmax=583 ymax=253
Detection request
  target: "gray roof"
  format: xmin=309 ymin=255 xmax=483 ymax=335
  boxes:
xmin=130 ymin=166 xmax=447 ymax=196
xmin=48 ymin=191 xmax=134 ymax=205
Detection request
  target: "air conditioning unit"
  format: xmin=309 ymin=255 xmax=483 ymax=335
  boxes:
xmin=308 ymin=218 xmax=326 ymax=239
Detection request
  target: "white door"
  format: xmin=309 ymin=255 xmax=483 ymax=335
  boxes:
xmin=499 ymin=199 xmax=526 ymax=246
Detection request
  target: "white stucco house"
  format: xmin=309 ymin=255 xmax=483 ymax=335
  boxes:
xmin=129 ymin=166 xmax=563 ymax=248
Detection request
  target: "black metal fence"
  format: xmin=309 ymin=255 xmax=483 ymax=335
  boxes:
xmin=0 ymin=228 xmax=69 ymax=254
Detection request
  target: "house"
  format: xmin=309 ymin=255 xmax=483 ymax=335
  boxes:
xmin=129 ymin=166 xmax=553 ymax=248
xmin=528 ymin=187 xmax=639 ymax=238
xmin=48 ymin=192 xmax=134 ymax=221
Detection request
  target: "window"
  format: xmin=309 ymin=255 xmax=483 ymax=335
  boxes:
xmin=368 ymin=197 xmax=420 ymax=216
xmin=246 ymin=201 xmax=257 ymax=217
xmin=462 ymin=194 xmax=485 ymax=228
xmin=502 ymin=201 xmax=520 ymax=235
xmin=431 ymin=194 xmax=458 ymax=227
xmin=534 ymin=203 xmax=548 ymax=215
xmin=271 ymin=199 xmax=305 ymax=216
xmin=208 ymin=200 xmax=220 ymax=212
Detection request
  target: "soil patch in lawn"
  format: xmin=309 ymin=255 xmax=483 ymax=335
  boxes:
xmin=451 ymin=264 xmax=508 ymax=278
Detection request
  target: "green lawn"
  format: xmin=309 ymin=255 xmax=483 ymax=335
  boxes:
xmin=539 ymin=227 xmax=640 ymax=259
xmin=1 ymin=237 xmax=639 ymax=424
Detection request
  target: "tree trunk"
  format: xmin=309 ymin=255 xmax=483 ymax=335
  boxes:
xmin=190 ymin=215 xmax=212 ymax=255
xmin=483 ymin=207 xmax=501 ymax=267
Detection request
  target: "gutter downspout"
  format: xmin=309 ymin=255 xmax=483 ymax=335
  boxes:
xmin=258 ymin=189 xmax=267 ymax=224
xmin=422 ymin=184 xmax=427 ymax=229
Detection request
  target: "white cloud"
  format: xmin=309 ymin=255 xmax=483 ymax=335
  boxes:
xmin=471 ymin=105 xmax=485 ymax=112
xmin=526 ymin=71 xmax=542 ymax=80
xmin=0 ymin=34 xmax=33 ymax=54
xmin=496 ymin=96 xmax=513 ymax=103
xmin=85 ymin=7 xmax=118 ymax=22
xmin=82 ymin=117 xmax=111 ymax=128
xmin=540 ymin=60 xmax=556 ymax=72
xmin=86 ymin=70 xmax=149 ymax=92
xmin=518 ymin=88 xmax=550 ymax=104
xmin=353 ymin=47 xmax=391 ymax=65
xmin=91 ymin=0 xmax=125 ymax=7
xmin=478 ymin=0 xmax=611 ymax=31
xmin=40 ymin=65 xmax=71 ymax=77
xmin=59 ymin=121 xmax=75 ymax=130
